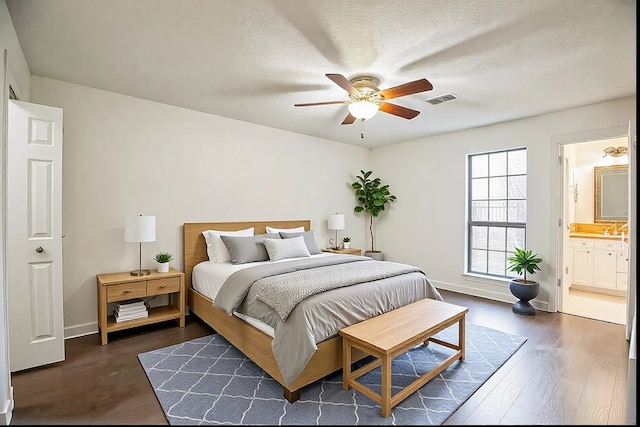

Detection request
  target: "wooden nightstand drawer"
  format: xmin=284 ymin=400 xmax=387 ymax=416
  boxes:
xmin=107 ymin=282 xmax=147 ymax=302
xmin=146 ymin=277 xmax=180 ymax=295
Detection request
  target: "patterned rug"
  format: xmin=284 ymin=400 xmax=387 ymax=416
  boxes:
xmin=138 ymin=323 xmax=526 ymax=425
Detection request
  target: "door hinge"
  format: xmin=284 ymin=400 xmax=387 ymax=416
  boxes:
xmin=565 ymin=267 xmax=568 ymax=275
xmin=557 ymin=278 xmax=562 ymax=287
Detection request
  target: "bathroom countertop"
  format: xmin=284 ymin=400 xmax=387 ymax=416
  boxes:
xmin=569 ymin=232 xmax=628 ymax=242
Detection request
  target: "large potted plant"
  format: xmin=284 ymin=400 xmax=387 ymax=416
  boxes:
xmin=506 ymin=247 xmax=542 ymax=315
xmin=351 ymin=170 xmax=397 ymax=261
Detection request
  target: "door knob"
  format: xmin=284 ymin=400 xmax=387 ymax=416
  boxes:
xmin=35 ymin=246 xmax=44 ymax=253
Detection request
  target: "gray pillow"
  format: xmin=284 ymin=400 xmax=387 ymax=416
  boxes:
xmin=220 ymin=233 xmax=281 ymax=264
xmin=264 ymin=235 xmax=311 ymax=261
xmin=279 ymin=230 xmax=321 ymax=254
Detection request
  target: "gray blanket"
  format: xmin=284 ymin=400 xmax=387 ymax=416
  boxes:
xmin=256 ymin=260 xmax=422 ymax=321
xmin=213 ymin=255 xmax=442 ymax=385
xmin=214 ymin=255 xmax=370 ymax=315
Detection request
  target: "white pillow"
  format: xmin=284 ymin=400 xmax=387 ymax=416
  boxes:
xmin=265 ymin=225 xmax=305 ymax=235
xmin=263 ymin=235 xmax=311 ymax=261
xmin=202 ymin=227 xmax=254 ymax=263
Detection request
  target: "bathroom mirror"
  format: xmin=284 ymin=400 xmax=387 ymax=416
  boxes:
xmin=594 ymin=164 xmax=628 ymax=222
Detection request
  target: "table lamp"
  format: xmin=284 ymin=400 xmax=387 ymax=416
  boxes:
xmin=125 ymin=214 xmax=156 ymax=276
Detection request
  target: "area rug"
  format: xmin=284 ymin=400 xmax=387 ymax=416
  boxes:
xmin=138 ymin=323 xmax=526 ymax=425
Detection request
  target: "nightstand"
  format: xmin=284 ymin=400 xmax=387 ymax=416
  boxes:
xmin=322 ymin=248 xmax=362 ymax=256
xmin=96 ymin=268 xmax=185 ymax=345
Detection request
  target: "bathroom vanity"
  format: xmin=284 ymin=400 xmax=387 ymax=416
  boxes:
xmin=568 ymin=234 xmax=628 ymax=296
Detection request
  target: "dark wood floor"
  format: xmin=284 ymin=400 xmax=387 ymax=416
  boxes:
xmin=9 ymin=290 xmax=633 ymax=425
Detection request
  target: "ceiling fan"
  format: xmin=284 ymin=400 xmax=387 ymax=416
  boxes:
xmin=294 ymin=73 xmax=433 ymax=125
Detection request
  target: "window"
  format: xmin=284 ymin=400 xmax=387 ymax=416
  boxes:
xmin=467 ymin=148 xmax=527 ymax=278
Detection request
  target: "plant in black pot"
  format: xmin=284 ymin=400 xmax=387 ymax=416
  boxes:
xmin=506 ymin=247 xmax=542 ymax=315
xmin=351 ymin=170 xmax=396 ymax=261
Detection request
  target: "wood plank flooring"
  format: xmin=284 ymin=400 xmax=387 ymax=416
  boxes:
xmin=9 ymin=290 xmax=633 ymax=425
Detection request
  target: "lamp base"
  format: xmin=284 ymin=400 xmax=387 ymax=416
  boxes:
xmin=130 ymin=269 xmax=151 ymax=276
xmin=329 ymin=237 xmax=338 ymax=250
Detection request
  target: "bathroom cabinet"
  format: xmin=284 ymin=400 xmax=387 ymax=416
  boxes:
xmin=569 ymin=239 xmax=594 ymax=287
xmin=569 ymin=238 xmax=627 ymax=294
xmin=593 ymin=243 xmax=617 ymax=289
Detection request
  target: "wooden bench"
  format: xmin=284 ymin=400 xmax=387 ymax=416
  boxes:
xmin=339 ymin=298 xmax=469 ymax=417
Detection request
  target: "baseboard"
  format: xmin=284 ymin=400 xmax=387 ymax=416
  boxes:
xmin=0 ymin=386 xmax=13 ymax=425
xmin=433 ymin=279 xmax=549 ymax=312
xmin=63 ymin=312 xmax=194 ymax=340
xmin=64 ymin=321 xmax=98 ymax=339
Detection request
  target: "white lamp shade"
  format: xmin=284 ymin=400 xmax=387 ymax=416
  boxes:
xmin=125 ymin=215 xmax=156 ymax=243
xmin=328 ymin=214 xmax=345 ymax=231
xmin=348 ymin=101 xmax=379 ymax=120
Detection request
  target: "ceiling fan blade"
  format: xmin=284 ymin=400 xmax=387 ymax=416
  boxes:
xmin=379 ymin=79 xmax=433 ymax=100
xmin=341 ymin=113 xmax=356 ymax=125
xmin=326 ymin=73 xmax=362 ymax=97
xmin=379 ymin=102 xmax=421 ymax=120
xmin=294 ymin=100 xmax=348 ymax=107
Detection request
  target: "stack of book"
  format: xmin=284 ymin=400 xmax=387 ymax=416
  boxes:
xmin=114 ymin=299 xmax=149 ymax=323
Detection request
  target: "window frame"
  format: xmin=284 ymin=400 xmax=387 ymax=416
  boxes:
xmin=466 ymin=147 xmax=527 ymax=279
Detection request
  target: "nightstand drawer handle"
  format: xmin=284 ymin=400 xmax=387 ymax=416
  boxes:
xmin=159 ymin=284 xmax=167 ymax=288
xmin=123 ymin=289 xmax=132 ymax=293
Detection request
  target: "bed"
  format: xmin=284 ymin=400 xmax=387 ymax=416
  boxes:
xmin=183 ymin=220 xmax=442 ymax=402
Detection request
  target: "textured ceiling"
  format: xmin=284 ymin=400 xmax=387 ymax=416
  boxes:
xmin=6 ymin=0 xmax=637 ymax=148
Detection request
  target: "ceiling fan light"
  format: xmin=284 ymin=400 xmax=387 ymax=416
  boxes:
xmin=348 ymin=100 xmax=379 ymax=120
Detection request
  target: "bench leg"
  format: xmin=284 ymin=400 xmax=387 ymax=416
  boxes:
xmin=459 ymin=315 xmax=466 ymax=360
xmin=381 ymin=356 xmax=392 ymax=417
xmin=343 ymin=337 xmax=352 ymax=390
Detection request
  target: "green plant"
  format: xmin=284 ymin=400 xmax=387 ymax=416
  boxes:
xmin=507 ymin=247 xmax=542 ymax=283
xmin=342 ymin=236 xmax=351 ymax=243
xmin=351 ymin=170 xmax=397 ymax=252
xmin=153 ymin=252 xmax=174 ymax=263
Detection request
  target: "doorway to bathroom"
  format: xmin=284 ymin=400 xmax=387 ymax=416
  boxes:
xmin=558 ymin=133 xmax=630 ymax=325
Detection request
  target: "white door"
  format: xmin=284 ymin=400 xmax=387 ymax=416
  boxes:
xmin=7 ymin=100 xmax=64 ymax=372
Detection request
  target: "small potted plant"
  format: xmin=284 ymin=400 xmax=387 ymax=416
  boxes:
xmin=506 ymin=247 xmax=542 ymax=316
xmin=153 ymin=252 xmax=174 ymax=273
xmin=342 ymin=236 xmax=351 ymax=249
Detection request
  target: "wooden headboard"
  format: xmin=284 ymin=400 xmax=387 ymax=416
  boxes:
xmin=183 ymin=220 xmax=311 ymax=290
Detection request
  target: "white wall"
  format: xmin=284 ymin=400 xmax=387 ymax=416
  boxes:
xmin=30 ymin=76 xmax=370 ymax=337
xmin=0 ymin=51 xmax=12 ymax=426
xmin=0 ymin=0 xmax=29 ymax=102
xmin=1 ymin=0 xmax=30 ymax=422
xmin=370 ymin=97 xmax=636 ymax=310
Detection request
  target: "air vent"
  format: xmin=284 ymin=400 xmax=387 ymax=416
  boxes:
xmin=426 ymin=93 xmax=459 ymax=105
